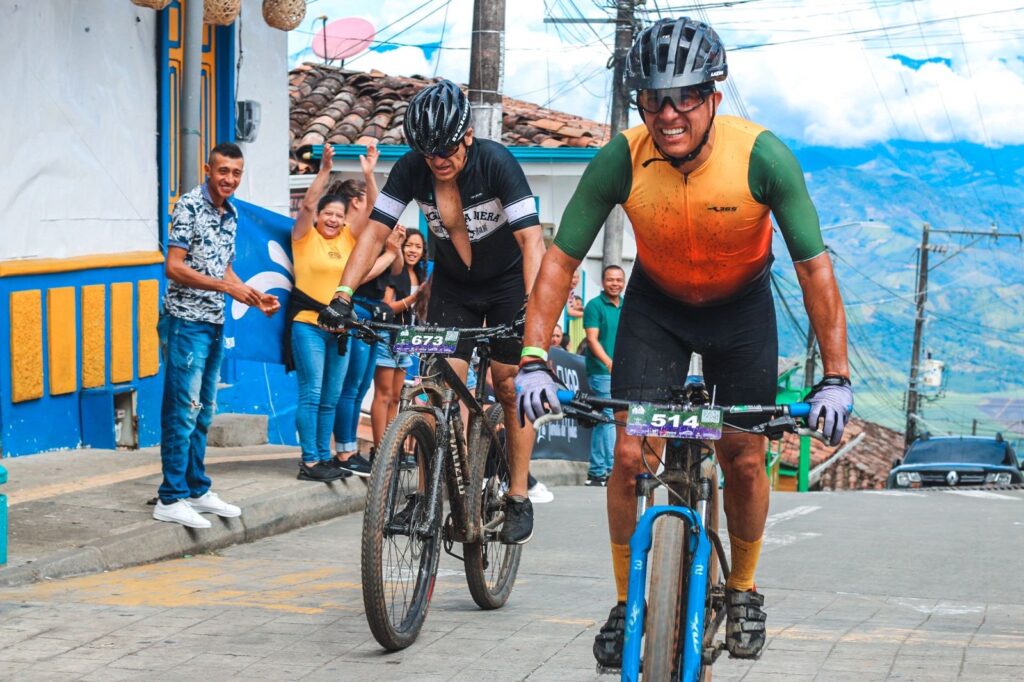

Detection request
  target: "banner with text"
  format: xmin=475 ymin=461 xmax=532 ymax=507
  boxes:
xmin=532 ymin=347 xmax=592 ymax=462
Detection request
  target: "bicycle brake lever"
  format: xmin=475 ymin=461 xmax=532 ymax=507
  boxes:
xmin=531 ymin=412 xmax=564 ymax=429
xmin=796 ymin=426 xmax=830 ymax=444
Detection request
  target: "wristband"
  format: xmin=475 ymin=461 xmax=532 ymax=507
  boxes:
xmin=335 ymin=285 xmax=354 ymax=297
xmin=520 ymin=346 xmax=548 ymax=362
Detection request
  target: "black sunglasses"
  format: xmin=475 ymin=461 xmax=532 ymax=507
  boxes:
xmin=634 ymin=86 xmax=713 ymax=115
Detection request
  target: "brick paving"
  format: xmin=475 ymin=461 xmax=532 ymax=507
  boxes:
xmin=1 ymin=487 xmax=1022 ymax=680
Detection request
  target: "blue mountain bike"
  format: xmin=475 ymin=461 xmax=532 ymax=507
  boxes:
xmin=550 ymin=357 xmax=823 ymax=681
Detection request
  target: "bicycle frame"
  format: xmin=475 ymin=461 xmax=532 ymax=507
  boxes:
xmin=369 ymin=321 xmax=508 ymax=546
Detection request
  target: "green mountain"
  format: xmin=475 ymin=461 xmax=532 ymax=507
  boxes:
xmin=771 ymin=140 xmax=1024 ymax=440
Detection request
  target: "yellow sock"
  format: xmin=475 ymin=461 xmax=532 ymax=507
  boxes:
xmin=611 ymin=542 xmax=631 ymax=603
xmin=725 ymin=533 xmax=763 ymax=592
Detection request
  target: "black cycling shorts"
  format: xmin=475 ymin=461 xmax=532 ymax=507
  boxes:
xmin=611 ymin=265 xmax=778 ymax=429
xmin=426 ymin=270 xmax=524 ymax=365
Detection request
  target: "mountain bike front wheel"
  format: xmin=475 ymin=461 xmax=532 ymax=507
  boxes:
xmin=361 ymin=410 xmax=441 ymax=650
xmin=464 ymin=403 xmax=522 ymax=609
xmin=644 ymin=513 xmax=689 ymax=680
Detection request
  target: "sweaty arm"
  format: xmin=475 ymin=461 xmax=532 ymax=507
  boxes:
xmin=335 ymin=220 xmax=391 ymax=300
xmin=513 ymin=226 xmax=545 ymax=296
xmin=336 ymin=153 xmax=415 ymax=300
xmin=750 ymin=131 xmax=848 ymax=378
xmin=521 ymin=136 xmax=631 ymax=358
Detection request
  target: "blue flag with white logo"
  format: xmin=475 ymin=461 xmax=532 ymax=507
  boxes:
xmin=224 ymin=199 xmax=295 ymax=365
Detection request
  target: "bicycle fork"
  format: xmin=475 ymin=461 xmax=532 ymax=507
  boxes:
xmin=622 ymin=488 xmax=713 ymax=682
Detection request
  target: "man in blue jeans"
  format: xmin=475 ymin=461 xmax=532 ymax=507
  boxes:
xmin=154 ymin=143 xmax=280 ymax=529
xmin=583 ymin=265 xmax=625 ymax=486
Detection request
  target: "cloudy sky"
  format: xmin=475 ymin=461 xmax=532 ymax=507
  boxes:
xmin=289 ymin=0 xmax=1024 ymax=148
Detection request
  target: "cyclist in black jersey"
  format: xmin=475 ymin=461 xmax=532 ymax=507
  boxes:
xmin=320 ymin=79 xmax=547 ymax=545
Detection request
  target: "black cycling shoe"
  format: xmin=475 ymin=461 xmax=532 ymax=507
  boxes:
xmin=499 ymin=495 xmax=534 ymax=545
xmin=725 ymin=588 xmax=767 ymax=659
xmin=593 ymin=602 xmax=626 ymax=669
xmin=389 ymin=492 xmax=422 ymax=531
xmin=297 ymin=461 xmax=348 ymax=482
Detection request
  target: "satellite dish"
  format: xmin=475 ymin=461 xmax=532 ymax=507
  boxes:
xmin=312 ymin=18 xmax=376 ymax=61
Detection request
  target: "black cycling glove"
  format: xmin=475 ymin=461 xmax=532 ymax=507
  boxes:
xmin=318 ymin=297 xmax=355 ymax=331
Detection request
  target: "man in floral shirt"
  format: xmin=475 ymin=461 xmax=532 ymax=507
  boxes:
xmin=154 ymin=142 xmax=279 ymax=529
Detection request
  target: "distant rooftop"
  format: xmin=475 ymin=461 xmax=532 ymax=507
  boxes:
xmin=289 ymin=64 xmax=610 ymax=174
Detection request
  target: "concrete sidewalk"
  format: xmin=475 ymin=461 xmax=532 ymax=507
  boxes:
xmin=0 ymin=438 xmax=585 ymax=588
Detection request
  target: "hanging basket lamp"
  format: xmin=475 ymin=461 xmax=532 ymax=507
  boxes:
xmin=204 ymin=0 xmax=241 ymax=26
xmin=130 ymin=0 xmax=173 ymax=9
xmin=262 ymin=0 xmax=305 ymax=31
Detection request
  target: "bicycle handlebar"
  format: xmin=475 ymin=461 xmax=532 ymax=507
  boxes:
xmin=554 ymin=389 xmax=811 ymax=419
xmin=350 ymin=318 xmax=516 ymax=340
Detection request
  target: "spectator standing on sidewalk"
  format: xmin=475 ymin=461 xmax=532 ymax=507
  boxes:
xmin=371 ymin=228 xmax=427 ymax=445
xmin=286 ymin=142 xmax=379 ymax=483
xmin=154 ymin=143 xmax=280 ymax=529
xmin=583 ymin=265 xmax=625 ymax=487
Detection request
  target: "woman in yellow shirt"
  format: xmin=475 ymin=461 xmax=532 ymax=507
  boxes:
xmin=287 ymin=143 xmax=379 ymax=482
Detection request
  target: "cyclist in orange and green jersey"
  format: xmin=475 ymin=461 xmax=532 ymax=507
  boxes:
xmin=514 ymin=17 xmax=852 ymax=668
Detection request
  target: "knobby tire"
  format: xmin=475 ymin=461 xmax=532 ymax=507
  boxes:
xmin=463 ymin=403 xmax=522 ymax=609
xmin=361 ymin=410 xmax=441 ymax=651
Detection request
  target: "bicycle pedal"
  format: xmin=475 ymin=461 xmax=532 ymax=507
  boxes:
xmin=594 ymin=664 xmax=621 ymax=676
xmin=703 ymin=643 xmax=725 ymax=665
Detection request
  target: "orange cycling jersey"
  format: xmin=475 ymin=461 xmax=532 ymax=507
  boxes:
xmin=554 ymin=116 xmax=825 ymax=305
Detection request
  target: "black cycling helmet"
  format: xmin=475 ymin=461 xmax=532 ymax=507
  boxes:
xmin=625 ymin=17 xmax=727 ymax=91
xmin=403 ymin=79 xmax=472 ymax=156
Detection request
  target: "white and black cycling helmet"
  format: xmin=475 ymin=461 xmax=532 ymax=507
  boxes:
xmin=625 ymin=17 xmax=727 ymax=91
xmin=403 ymin=79 xmax=472 ymax=157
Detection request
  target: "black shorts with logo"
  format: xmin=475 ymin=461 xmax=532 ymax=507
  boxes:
xmin=611 ymin=265 xmax=778 ymax=429
xmin=426 ymin=269 xmax=524 ymax=365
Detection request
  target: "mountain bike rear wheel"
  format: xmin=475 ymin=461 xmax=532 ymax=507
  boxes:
xmin=361 ymin=410 xmax=441 ymax=650
xmin=463 ymin=403 xmax=522 ymax=609
xmin=644 ymin=513 xmax=688 ymax=680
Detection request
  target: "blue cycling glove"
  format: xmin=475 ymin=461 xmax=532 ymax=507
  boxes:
xmin=807 ymin=376 xmax=853 ymax=447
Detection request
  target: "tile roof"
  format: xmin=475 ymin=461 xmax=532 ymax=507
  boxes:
xmin=778 ymin=418 xmax=904 ymax=490
xmin=289 ymin=63 xmax=610 ymax=174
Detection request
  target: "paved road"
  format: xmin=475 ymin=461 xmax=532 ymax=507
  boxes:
xmin=1 ymin=486 xmax=1022 ymax=681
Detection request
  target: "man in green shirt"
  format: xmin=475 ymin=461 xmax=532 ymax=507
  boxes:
xmin=583 ymin=265 xmax=625 ymax=485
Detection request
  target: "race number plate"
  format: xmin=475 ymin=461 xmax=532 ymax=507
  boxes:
xmin=625 ymin=404 xmax=724 ymax=440
xmin=392 ymin=328 xmax=460 ymax=354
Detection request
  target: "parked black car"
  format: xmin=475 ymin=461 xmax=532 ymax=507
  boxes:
xmin=887 ymin=434 xmax=1023 ymax=489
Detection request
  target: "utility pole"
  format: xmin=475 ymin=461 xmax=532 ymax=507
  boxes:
xmin=601 ymin=0 xmax=636 ymax=269
xmin=803 ymin=325 xmax=817 ymax=390
xmin=903 ymin=223 xmax=1022 ymax=449
xmin=468 ymin=0 xmax=505 ymax=141
xmin=904 ymin=223 xmax=931 ymax=449
xmin=180 ymin=0 xmax=203 ymax=191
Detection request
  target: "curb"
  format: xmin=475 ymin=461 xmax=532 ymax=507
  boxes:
xmin=0 ymin=459 xmax=586 ymax=588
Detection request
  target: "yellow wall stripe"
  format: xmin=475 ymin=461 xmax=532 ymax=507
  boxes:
xmin=10 ymin=290 xmax=44 ymax=403
xmin=46 ymin=287 xmax=78 ymax=396
xmin=0 ymin=251 xmax=163 ymax=278
xmin=137 ymin=280 xmax=160 ymax=378
xmin=110 ymin=283 xmax=134 ymax=384
xmin=81 ymin=285 xmax=106 ymax=388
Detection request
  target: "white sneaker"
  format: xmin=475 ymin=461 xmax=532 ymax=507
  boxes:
xmin=187 ymin=491 xmax=241 ymax=518
xmin=528 ymin=481 xmax=554 ymax=504
xmin=153 ymin=499 xmax=211 ymax=529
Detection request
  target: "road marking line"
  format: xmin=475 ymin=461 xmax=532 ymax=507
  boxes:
xmin=940 ymin=490 xmax=1018 ymax=501
xmin=862 ymin=490 xmax=925 ymax=497
xmin=765 ymin=505 xmax=820 ymax=530
xmin=7 ymin=451 xmax=301 ymax=506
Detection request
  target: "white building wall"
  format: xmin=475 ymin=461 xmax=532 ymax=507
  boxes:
xmin=233 ymin=0 xmax=290 ymax=216
xmin=0 ymin=1 xmax=159 ymax=260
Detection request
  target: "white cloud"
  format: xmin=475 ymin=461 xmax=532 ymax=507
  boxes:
xmin=288 ymin=0 xmax=1024 ymax=147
